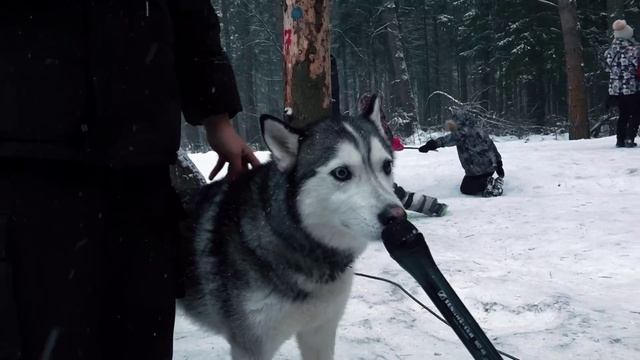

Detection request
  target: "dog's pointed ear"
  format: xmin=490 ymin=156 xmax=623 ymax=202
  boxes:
xmin=361 ymin=94 xmax=387 ymax=140
xmin=260 ymin=114 xmax=301 ymax=172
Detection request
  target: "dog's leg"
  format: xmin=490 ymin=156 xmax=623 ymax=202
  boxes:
xmin=231 ymin=345 xmax=267 ymax=360
xmin=231 ymin=346 xmax=251 ymax=360
xmin=296 ymin=319 xmax=340 ymax=360
xmin=231 ymin=340 xmax=280 ymax=360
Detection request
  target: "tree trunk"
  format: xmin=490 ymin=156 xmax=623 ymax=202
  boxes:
xmin=232 ymin=0 xmax=255 ymax=145
xmin=239 ymin=29 xmax=256 ymax=144
xmin=383 ymin=0 xmax=418 ymax=137
xmin=432 ymin=14 xmax=441 ymax=124
xmin=458 ymin=57 xmax=468 ymax=103
xmin=220 ymin=0 xmax=232 ymax=52
xmin=368 ymin=8 xmax=378 ymax=94
xmin=220 ymin=0 xmax=244 ymax=137
xmin=339 ymin=44 xmax=350 ymax=115
xmin=558 ymin=0 xmax=589 ymax=140
xmin=283 ymin=0 xmax=332 ymax=128
xmin=331 ymin=54 xmax=341 ymax=118
xmin=422 ymin=1 xmax=432 ymax=125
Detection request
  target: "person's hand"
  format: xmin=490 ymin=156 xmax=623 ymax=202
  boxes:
xmin=418 ymin=139 xmax=438 ymax=153
xmin=203 ymin=114 xmax=260 ymax=181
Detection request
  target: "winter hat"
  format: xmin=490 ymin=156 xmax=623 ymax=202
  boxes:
xmin=612 ymin=19 xmax=634 ymax=39
xmin=445 ymin=120 xmax=458 ymax=132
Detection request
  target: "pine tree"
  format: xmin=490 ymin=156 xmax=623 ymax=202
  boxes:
xmin=558 ymin=0 xmax=590 ymax=139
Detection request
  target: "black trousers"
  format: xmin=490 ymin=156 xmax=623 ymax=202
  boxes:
xmin=0 ymin=160 xmax=180 ymax=360
xmin=460 ymin=172 xmax=494 ymax=195
xmin=617 ymin=94 xmax=640 ymax=143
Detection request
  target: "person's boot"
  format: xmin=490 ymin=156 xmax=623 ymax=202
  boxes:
xmin=625 ymin=139 xmax=637 ymax=148
xmin=491 ymin=177 xmax=504 ymax=196
xmin=482 ymin=177 xmax=494 ymax=197
xmin=427 ymin=202 xmax=448 ymax=217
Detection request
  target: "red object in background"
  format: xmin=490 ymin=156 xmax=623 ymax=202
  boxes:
xmin=391 ymin=136 xmax=405 ymax=151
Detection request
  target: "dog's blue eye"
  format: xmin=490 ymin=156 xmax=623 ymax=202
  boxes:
xmin=382 ymin=160 xmax=392 ymax=175
xmin=330 ymin=166 xmax=352 ymax=181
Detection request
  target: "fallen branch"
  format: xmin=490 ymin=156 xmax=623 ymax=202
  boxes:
xmin=424 ymin=91 xmax=567 ymax=138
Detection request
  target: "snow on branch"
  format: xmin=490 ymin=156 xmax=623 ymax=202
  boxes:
xmin=537 ymin=0 xmax=558 ymax=7
xmin=426 ymin=91 xmax=566 ymax=138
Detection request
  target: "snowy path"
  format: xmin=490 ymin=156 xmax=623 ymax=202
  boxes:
xmin=176 ymin=136 xmax=640 ymax=359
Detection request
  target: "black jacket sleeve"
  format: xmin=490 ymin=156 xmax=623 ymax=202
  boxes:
xmin=172 ymin=0 xmax=242 ymax=125
xmin=490 ymin=141 xmax=502 ymax=163
xmin=435 ymin=132 xmax=461 ymax=148
xmin=490 ymin=142 xmax=504 ymax=177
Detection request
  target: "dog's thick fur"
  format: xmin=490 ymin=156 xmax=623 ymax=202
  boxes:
xmin=180 ymin=96 xmax=404 ymax=360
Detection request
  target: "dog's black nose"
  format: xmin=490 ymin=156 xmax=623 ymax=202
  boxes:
xmin=378 ymin=205 xmax=407 ymax=226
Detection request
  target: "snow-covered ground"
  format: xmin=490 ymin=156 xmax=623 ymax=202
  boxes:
xmin=175 ymin=136 xmax=640 ymax=360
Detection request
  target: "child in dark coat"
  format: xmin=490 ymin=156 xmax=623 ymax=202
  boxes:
xmin=420 ymin=109 xmax=504 ymax=197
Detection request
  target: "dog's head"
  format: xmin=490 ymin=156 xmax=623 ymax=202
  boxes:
xmin=260 ymin=95 xmax=405 ymax=255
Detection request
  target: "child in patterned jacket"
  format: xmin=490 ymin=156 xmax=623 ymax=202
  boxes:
xmin=605 ymin=19 xmax=640 ymax=148
xmin=419 ymin=109 xmax=504 ymax=197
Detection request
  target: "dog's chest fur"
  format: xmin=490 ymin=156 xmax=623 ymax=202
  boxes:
xmin=242 ymin=269 xmax=353 ymax=339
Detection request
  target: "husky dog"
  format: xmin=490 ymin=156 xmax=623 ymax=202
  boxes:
xmin=180 ymin=95 xmax=406 ymax=360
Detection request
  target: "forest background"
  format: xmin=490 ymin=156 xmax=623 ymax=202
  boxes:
xmin=181 ymin=0 xmax=640 ymax=150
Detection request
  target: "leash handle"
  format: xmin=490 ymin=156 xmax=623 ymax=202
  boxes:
xmin=399 ymin=146 xmax=438 ymax=152
xmin=382 ymin=220 xmax=503 ymax=360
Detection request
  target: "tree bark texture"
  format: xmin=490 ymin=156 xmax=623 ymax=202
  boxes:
xmin=383 ymin=0 xmax=417 ymax=137
xmin=283 ymin=0 xmax=332 ymax=128
xmin=431 ymin=14 xmax=441 ymax=124
xmin=421 ymin=2 xmax=431 ymax=125
xmin=558 ymin=0 xmax=589 ymax=140
xmin=236 ymin=1 xmax=256 ymax=144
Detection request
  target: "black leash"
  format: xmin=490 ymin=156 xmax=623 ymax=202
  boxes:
xmin=357 ymin=219 xmax=521 ymax=360
xmin=400 ymin=146 xmax=438 ymax=151
xmin=354 ymin=272 xmax=520 ymax=360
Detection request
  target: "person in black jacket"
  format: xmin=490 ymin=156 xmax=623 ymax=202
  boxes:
xmin=0 ymin=2 xmax=258 ymax=359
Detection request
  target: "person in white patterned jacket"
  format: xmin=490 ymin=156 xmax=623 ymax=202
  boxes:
xmin=605 ymin=19 xmax=640 ymax=148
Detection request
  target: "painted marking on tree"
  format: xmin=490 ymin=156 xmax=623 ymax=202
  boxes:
xmin=284 ymin=29 xmax=293 ymax=56
xmin=292 ymin=6 xmax=303 ymax=21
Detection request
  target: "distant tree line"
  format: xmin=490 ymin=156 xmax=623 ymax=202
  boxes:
xmin=181 ymin=0 xmax=640 ymax=151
